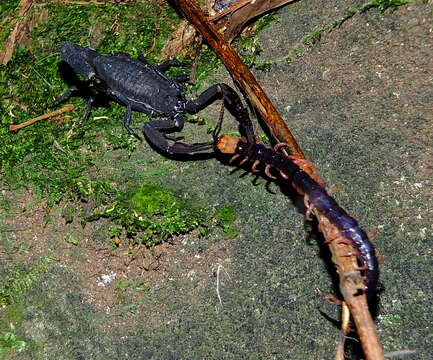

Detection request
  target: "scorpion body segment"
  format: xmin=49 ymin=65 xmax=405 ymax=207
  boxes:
xmin=216 ymin=135 xmax=379 ymax=294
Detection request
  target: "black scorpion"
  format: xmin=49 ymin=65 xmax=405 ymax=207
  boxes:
xmin=54 ymin=42 xmax=253 ymax=154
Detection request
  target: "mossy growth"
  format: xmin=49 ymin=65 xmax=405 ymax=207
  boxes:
xmin=0 ymin=255 xmax=57 ymax=306
xmin=86 ymin=184 xmax=208 ymax=246
xmin=0 ymin=326 xmax=26 ymax=359
xmin=234 ymin=13 xmax=279 ymax=68
xmin=215 ymin=205 xmax=237 ymax=237
xmin=0 ymin=255 xmax=57 ymax=358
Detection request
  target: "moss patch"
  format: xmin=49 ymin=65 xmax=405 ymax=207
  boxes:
xmin=86 ymin=184 xmax=207 ymax=246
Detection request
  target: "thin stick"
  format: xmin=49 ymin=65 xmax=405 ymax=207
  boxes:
xmin=9 ymin=104 xmax=74 ymax=132
xmin=215 ymin=263 xmax=224 ymax=307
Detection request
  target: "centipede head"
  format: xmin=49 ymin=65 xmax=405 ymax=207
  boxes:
xmin=215 ymin=135 xmax=239 ymax=154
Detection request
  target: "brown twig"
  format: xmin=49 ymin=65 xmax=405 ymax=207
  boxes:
xmin=172 ymin=1 xmax=384 ymax=359
xmin=9 ymin=104 xmax=74 ymax=132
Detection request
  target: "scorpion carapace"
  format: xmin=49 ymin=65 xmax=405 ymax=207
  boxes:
xmin=55 ymin=42 xmax=254 ymax=155
xmin=216 ymin=134 xmax=379 ymax=295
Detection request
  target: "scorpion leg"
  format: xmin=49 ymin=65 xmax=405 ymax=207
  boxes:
xmin=136 ymin=51 xmax=188 ymax=72
xmin=171 ymin=74 xmax=190 ymax=83
xmin=122 ymin=103 xmax=141 ymax=140
xmin=156 ymin=59 xmax=188 ymax=72
xmin=108 ymin=89 xmax=141 ymax=139
xmin=81 ymin=96 xmax=95 ymax=125
xmin=51 ymin=85 xmax=79 ymax=107
xmin=52 ymin=85 xmax=95 ymax=127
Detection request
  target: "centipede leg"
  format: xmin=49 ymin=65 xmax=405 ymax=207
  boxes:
xmin=251 ymin=160 xmax=260 ymax=173
xmin=323 ymin=233 xmax=345 ymax=244
xmin=304 ymin=196 xmax=315 ymax=221
xmin=239 ymin=156 xmax=250 ymax=166
xmin=264 ymin=164 xmax=276 ymax=179
xmin=335 ymin=238 xmax=352 ymax=246
xmin=279 ymin=170 xmax=289 ymax=179
xmin=229 ymin=154 xmax=240 ymax=164
xmin=273 ymin=142 xmax=291 ymax=153
xmin=316 ymin=288 xmax=343 ymax=305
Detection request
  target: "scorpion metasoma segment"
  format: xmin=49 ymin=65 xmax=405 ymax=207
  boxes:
xmin=54 ymin=42 xmax=253 ymax=154
xmin=216 ymin=134 xmax=379 ymax=295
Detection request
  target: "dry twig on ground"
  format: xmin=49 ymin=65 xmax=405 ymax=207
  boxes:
xmin=9 ymin=104 xmax=74 ymax=132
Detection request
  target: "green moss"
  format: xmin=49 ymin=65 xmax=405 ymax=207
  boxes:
xmin=86 ymin=184 xmax=207 ymax=246
xmin=195 ymin=45 xmax=221 ymax=84
xmin=232 ymin=13 xmax=281 ymax=68
xmin=215 ymin=205 xmax=237 ymax=237
xmin=0 ymin=254 xmax=57 ymax=306
xmin=0 ymin=0 xmax=20 ymax=49
xmin=0 ymin=326 xmax=26 ymax=359
xmin=64 ymin=234 xmax=78 ymax=246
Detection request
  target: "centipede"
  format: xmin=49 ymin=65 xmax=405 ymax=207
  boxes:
xmin=215 ymin=135 xmax=379 ymax=295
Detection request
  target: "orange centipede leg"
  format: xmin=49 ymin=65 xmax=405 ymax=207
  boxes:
xmin=238 ymin=156 xmax=250 ymax=166
xmin=303 ymin=196 xmax=315 ymax=221
xmin=251 ymin=160 xmax=260 ymax=173
xmin=229 ymin=154 xmax=240 ymax=164
xmin=264 ymin=164 xmax=276 ymax=179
